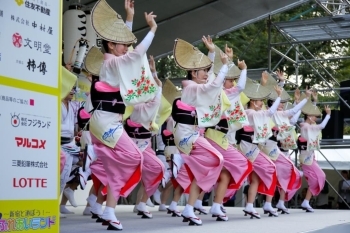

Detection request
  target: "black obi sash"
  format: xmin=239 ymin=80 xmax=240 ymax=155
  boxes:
xmin=235 ymin=128 xmax=254 ymax=144
xmin=124 ymin=118 xmax=152 ymax=139
xmin=77 ymin=107 xmax=90 ymax=131
xmin=90 ymin=80 xmax=126 ymax=114
xmin=297 ymin=136 xmax=307 ymax=151
xmin=270 ymin=127 xmax=288 ymax=152
xmin=162 ymin=130 xmax=175 ymax=146
xmin=171 ymin=98 xmax=197 ymax=125
xmin=206 ymin=118 xmax=228 ymax=134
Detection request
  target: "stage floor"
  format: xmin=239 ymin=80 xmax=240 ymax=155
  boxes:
xmin=60 ymin=205 xmax=350 ymax=233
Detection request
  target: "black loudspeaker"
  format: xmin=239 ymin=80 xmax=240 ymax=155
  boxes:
xmin=340 ymin=80 xmax=350 ymax=118
xmin=322 ymin=110 xmax=344 ymax=139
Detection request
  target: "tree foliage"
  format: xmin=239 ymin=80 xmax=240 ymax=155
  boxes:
xmin=155 ymin=2 xmax=350 ymax=95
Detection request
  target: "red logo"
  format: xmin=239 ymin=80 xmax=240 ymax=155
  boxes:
xmin=29 ymin=99 xmax=34 ymax=106
xmin=15 ymin=137 xmax=46 ymax=149
xmin=13 ymin=178 xmax=47 ymax=188
xmin=12 ymin=33 xmax=22 ymax=48
xmin=11 ymin=113 xmax=20 ymax=127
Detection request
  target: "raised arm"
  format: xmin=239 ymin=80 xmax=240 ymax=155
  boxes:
xmin=196 ymin=52 xmax=228 ymax=92
xmin=268 ymin=86 xmax=282 ymax=116
xmin=285 ymin=98 xmax=308 ymax=117
xmin=125 ymin=0 xmax=134 ymax=31
xmin=289 ymin=110 xmax=301 ymax=125
xmin=203 ymin=36 xmax=215 ymax=75
xmin=235 ymin=60 xmax=247 ymax=92
xmin=318 ymin=106 xmax=331 ymax=129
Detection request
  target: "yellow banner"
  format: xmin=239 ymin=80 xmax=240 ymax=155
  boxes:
xmin=0 ymin=200 xmax=59 ymax=232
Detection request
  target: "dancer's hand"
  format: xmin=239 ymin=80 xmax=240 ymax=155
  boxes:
xmin=325 ymin=105 xmax=331 ymax=115
xmin=275 ymin=69 xmax=285 ymax=82
xmin=274 ymin=85 xmax=282 ymax=97
xmin=125 ymin=0 xmax=134 ymax=21
xmin=202 ymin=35 xmax=215 ymax=53
xmin=225 ymin=44 xmax=234 ymax=60
xmin=145 ymin=12 xmax=157 ymax=33
xmin=312 ymin=89 xmax=318 ymax=102
xmin=237 ymin=59 xmax=247 ymax=70
xmin=148 ymin=55 xmax=156 ymax=73
xmin=261 ymin=71 xmax=268 ymax=86
xmin=220 ymin=51 xmax=228 ymax=65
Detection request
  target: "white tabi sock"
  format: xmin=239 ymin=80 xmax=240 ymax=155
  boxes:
xmin=263 ymin=202 xmax=272 ymax=210
xmin=169 ymin=201 xmax=178 ymax=210
xmin=91 ymin=203 xmax=103 ymax=215
xmin=102 ymin=206 xmax=117 ymax=222
xmin=194 ymin=199 xmax=203 ymax=208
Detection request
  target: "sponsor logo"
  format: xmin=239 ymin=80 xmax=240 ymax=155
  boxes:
xmin=10 ymin=113 xmax=20 ymax=127
xmin=10 ymin=112 xmax=51 ymax=129
xmin=12 ymin=33 xmax=22 ymax=48
xmin=15 ymin=137 xmax=46 ymax=149
xmin=13 ymin=178 xmax=47 ymax=188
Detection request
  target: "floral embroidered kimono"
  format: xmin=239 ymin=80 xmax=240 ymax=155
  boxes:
xmin=125 ymin=89 xmax=164 ymax=197
xmin=237 ymin=99 xmax=281 ymax=196
xmin=205 ymin=69 xmax=253 ymax=202
xmin=89 ymin=30 xmax=157 ymax=201
xmin=298 ymin=115 xmax=330 ymax=196
xmin=172 ymin=64 xmax=229 ymax=192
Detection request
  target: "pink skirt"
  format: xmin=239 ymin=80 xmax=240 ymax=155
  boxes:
xmin=91 ymin=130 xmax=143 ymax=201
xmin=285 ymin=168 xmax=302 ymax=201
xmin=141 ymin=145 xmax=164 ymax=196
xmin=182 ymin=136 xmax=224 ymax=192
xmin=90 ymin=157 xmax=108 ymax=193
xmin=206 ymin=139 xmax=253 ymax=201
xmin=274 ymin=153 xmax=298 ymax=192
xmin=251 ymin=152 xmax=277 ymax=196
xmin=172 ymin=156 xmax=191 ymax=193
xmin=60 ymin=150 xmax=66 ymax=174
xmin=301 ymin=157 xmax=326 ymax=196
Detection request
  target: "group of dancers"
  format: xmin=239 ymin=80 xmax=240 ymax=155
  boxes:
xmin=59 ymin=0 xmax=331 ymax=230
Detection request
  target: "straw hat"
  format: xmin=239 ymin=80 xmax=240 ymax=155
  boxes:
xmin=84 ymin=46 xmax=103 ymax=76
xmin=173 ymin=39 xmax=212 ymax=71
xmin=91 ymin=0 xmax=137 ymax=44
xmin=162 ymin=79 xmax=181 ymax=104
xmin=243 ymin=78 xmax=271 ymax=100
xmin=263 ymin=73 xmax=290 ymax=102
xmin=213 ymin=45 xmax=241 ymax=79
xmin=61 ymin=67 xmax=77 ymax=100
xmin=302 ymin=99 xmax=321 ymax=116
xmin=283 ymin=102 xmax=294 ymax=111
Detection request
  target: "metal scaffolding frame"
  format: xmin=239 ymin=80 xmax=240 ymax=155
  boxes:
xmin=267 ymin=2 xmax=350 ymax=209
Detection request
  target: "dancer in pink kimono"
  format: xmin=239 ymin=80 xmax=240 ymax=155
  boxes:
xmin=172 ymin=37 xmax=229 ymax=226
xmin=205 ymin=45 xmax=253 ymax=221
xmin=236 ymin=78 xmax=282 ymax=218
xmin=261 ymin=71 xmax=309 ymax=214
xmin=124 ymin=59 xmax=164 ymax=219
xmin=298 ymin=93 xmax=331 ymax=213
xmin=88 ymin=0 xmax=159 ymax=230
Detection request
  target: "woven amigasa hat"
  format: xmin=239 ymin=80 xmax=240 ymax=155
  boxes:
xmin=91 ymin=0 xmax=137 ymax=44
xmin=173 ymin=38 xmax=212 ymax=71
xmin=213 ymin=45 xmax=241 ymax=79
xmin=61 ymin=67 xmax=77 ymax=100
xmin=162 ymin=79 xmax=181 ymax=104
xmin=263 ymin=73 xmax=290 ymax=102
xmin=243 ymin=78 xmax=271 ymax=100
xmin=302 ymin=98 xmax=321 ymax=116
xmin=283 ymin=102 xmax=294 ymax=111
xmin=84 ymin=46 xmax=104 ymax=76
